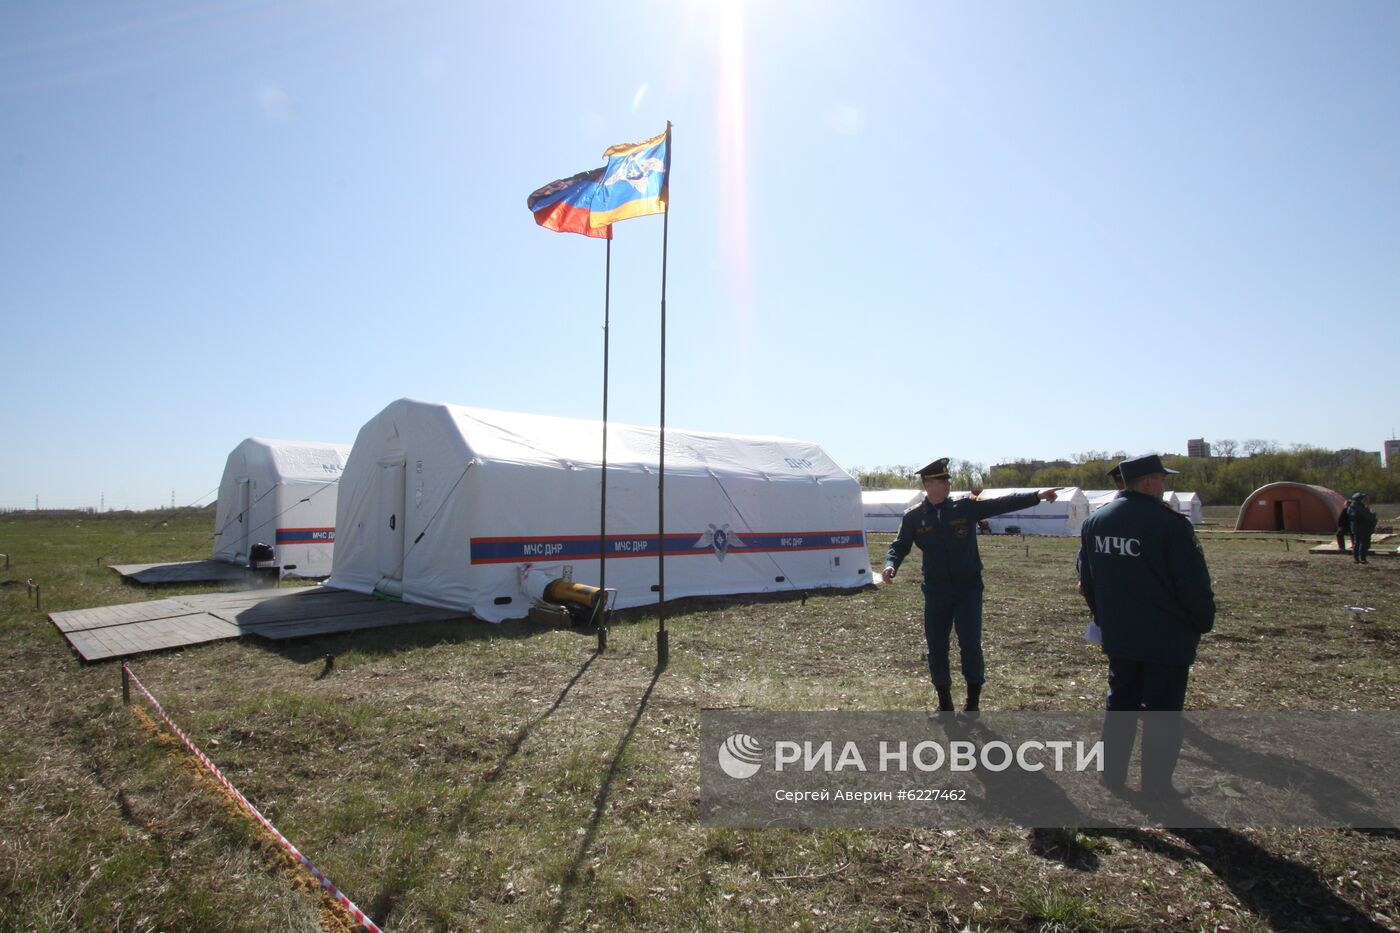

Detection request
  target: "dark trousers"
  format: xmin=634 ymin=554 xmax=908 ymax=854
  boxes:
xmin=1336 ymin=531 xmax=1348 ymax=553
xmin=1353 ymin=532 xmax=1372 ymax=562
xmin=1102 ymin=657 xmax=1190 ymax=790
xmin=922 ymin=580 xmax=984 ymax=687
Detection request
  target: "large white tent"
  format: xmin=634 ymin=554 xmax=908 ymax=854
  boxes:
xmin=1176 ymin=491 xmax=1203 ymax=524
xmin=211 ymin=438 xmax=351 ymax=577
xmin=975 ymin=487 xmax=1091 ymax=537
xmin=327 ymin=399 xmax=873 ymax=622
xmin=861 ymin=489 xmax=924 ymax=533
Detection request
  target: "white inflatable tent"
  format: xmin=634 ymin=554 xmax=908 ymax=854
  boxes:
xmin=861 ymin=489 xmax=924 ymax=534
xmin=1176 ymin=491 xmax=1203 ymax=524
xmin=975 ymin=487 xmax=1091 ymax=537
xmin=1162 ymin=491 xmax=1180 ymax=514
xmin=211 ymin=438 xmax=351 ymax=577
xmin=327 ymin=399 xmax=873 ymax=622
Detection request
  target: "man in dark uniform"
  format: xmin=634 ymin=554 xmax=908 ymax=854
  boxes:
xmin=883 ymin=458 xmax=1061 ymax=713
xmin=1347 ymin=493 xmax=1378 ymax=564
xmin=1078 ymin=454 xmax=1215 ymax=799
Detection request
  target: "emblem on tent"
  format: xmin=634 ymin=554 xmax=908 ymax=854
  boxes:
xmin=695 ymin=523 xmax=744 ymax=561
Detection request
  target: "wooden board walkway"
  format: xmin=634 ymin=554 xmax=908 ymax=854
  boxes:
xmin=109 ymin=560 xmax=258 ymax=585
xmin=1308 ymin=533 xmax=1394 ymax=556
xmin=50 ymin=586 xmax=466 ymax=662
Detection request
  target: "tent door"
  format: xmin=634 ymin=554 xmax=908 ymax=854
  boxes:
xmin=237 ymin=478 xmax=250 ymax=561
xmin=1276 ymin=499 xmax=1301 ymax=531
xmin=376 ymin=460 xmax=407 ymax=595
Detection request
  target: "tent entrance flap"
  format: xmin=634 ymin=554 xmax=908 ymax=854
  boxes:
xmin=237 ymin=478 xmax=250 ymax=562
xmin=376 ymin=460 xmax=407 ymax=596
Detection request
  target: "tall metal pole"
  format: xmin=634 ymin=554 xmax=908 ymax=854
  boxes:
xmin=657 ymin=121 xmax=672 ymax=668
xmin=598 ymin=238 xmax=611 ymax=653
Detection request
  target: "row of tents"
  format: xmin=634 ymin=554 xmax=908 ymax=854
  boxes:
xmin=860 ymin=487 xmax=1205 ymax=536
xmin=215 ymin=403 xmax=1349 ymax=628
xmin=209 ymin=399 xmax=874 ymax=623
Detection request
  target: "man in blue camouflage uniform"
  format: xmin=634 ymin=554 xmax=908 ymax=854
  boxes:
xmin=883 ymin=458 xmax=1061 ymax=713
xmin=1078 ymin=453 xmax=1215 ymax=800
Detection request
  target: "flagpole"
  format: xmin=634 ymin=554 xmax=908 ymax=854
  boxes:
xmin=657 ymin=120 xmax=671 ymax=669
xmin=598 ymin=236 xmax=611 ymax=654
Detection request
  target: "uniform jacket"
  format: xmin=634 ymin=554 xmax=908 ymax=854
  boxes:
xmin=1337 ymin=508 xmax=1352 ymax=533
xmin=1078 ymin=490 xmax=1215 ymax=665
xmin=886 ymin=492 xmax=1041 ymax=584
xmin=1347 ymin=501 xmax=1377 ymax=536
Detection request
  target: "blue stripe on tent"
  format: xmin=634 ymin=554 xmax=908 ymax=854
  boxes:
xmin=276 ymin=528 xmax=335 ymax=544
xmin=470 ymin=531 xmax=867 ymax=565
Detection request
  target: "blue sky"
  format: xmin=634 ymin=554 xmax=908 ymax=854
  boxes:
xmin=3 ymin=1 xmax=1398 ymax=509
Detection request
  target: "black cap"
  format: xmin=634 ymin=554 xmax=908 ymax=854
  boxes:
xmin=1119 ymin=453 xmax=1179 ymax=484
xmin=917 ymin=458 xmax=951 ymax=479
xmin=1351 ymin=492 xmax=1367 ymax=501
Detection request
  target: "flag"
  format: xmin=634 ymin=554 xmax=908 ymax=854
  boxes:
xmin=589 ymin=128 xmax=669 ymax=229
xmin=527 ymin=167 xmax=612 ymax=239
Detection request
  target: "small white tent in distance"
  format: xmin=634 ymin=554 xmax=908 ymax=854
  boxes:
xmin=327 ymin=399 xmax=873 ymax=622
xmin=211 ymin=438 xmax=351 ymax=577
xmin=975 ymin=487 xmax=1091 ymax=536
xmin=1176 ymin=491 xmax=1204 ymax=524
xmin=861 ymin=489 xmax=924 ymax=534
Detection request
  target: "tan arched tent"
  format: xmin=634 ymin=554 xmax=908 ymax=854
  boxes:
xmin=1235 ymin=482 xmax=1346 ymax=533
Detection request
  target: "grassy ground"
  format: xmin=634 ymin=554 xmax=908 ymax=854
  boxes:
xmin=2 ymin=507 xmax=1398 ymax=932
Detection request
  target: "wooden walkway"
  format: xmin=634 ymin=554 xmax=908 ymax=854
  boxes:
xmin=49 ymin=587 xmax=466 ymax=662
xmin=1308 ymin=533 xmax=1394 ymax=556
xmin=109 ymin=560 xmax=256 ymax=585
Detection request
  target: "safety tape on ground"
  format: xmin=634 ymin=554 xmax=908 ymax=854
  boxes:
xmin=122 ymin=663 xmax=383 ymax=933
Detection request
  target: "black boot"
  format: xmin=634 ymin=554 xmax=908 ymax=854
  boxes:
xmin=935 ymin=685 xmax=954 ymax=713
xmin=964 ymin=683 xmax=982 ymax=713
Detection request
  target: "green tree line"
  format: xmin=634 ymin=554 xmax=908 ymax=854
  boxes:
xmin=855 ymin=446 xmax=1400 ymax=505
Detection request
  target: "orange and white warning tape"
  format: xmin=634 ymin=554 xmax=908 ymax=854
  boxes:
xmin=122 ymin=663 xmax=383 ymax=932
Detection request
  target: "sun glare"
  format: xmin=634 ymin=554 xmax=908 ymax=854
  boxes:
xmin=716 ymin=0 xmax=752 ymax=396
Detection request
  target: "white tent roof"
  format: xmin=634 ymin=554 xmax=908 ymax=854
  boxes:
xmin=862 ymin=489 xmax=925 ymax=506
xmin=861 ymin=489 xmax=925 ymax=533
xmin=1083 ymin=489 xmax=1121 ymax=511
xmin=328 ymin=399 xmax=872 ymax=621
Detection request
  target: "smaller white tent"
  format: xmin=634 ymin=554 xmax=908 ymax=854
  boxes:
xmin=861 ymin=489 xmax=924 ymax=533
xmin=976 ymin=487 xmax=1091 ymax=537
xmin=1176 ymin=491 xmax=1203 ymax=524
xmin=212 ymin=438 xmax=351 ymax=577
xmin=1083 ymin=490 xmax=1121 ymax=513
xmin=1162 ymin=491 xmax=1180 ymax=514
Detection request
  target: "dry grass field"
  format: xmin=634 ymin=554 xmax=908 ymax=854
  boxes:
xmin=2 ymin=505 xmax=1398 ymax=932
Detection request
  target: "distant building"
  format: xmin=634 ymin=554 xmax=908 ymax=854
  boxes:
xmin=1187 ymin=438 xmax=1211 ymax=458
xmin=1385 ymin=439 xmax=1400 ymax=469
xmin=1337 ymin=448 xmax=1382 ymax=467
